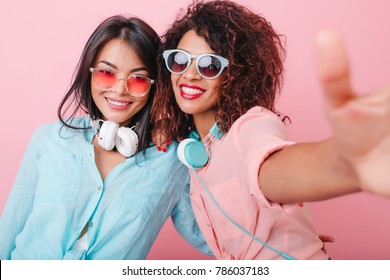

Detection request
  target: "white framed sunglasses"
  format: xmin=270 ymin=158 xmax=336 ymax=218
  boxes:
xmin=163 ymin=49 xmax=229 ymax=79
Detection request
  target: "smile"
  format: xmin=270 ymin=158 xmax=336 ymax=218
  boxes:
xmin=181 ymin=86 xmax=203 ymax=95
xmin=105 ymin=97 xmax=132 ymax=111
xmin=106 ymin=98 xmax=131 ymax=107
xmin=180 ymin=86 xmax=205 ymax=100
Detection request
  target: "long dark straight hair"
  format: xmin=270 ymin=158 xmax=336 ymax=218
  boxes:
xmin=57 ymin=15 xmax=161 ymax=153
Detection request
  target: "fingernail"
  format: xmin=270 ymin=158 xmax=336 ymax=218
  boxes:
xmin=157 ymin=146 xmax=161 ymax=151
xmin=166 ymin=139 xmax=172 ymax=145
xmin=162 ymin=147 xmax=167 ymax=152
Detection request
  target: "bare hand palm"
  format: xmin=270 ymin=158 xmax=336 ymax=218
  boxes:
xmin=316 ymin=30 xmax=390 ymax=196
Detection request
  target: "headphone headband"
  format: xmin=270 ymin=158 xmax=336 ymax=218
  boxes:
xmin=91 ymin=118 xmax=139 ymax=158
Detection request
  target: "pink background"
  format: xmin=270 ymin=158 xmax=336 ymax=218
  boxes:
xmin=1 ymin=0 xmax=389 ymax=259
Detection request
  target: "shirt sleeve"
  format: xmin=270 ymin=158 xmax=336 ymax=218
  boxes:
xmin=0 ymin=130 xmax=41 ymax=259
xmin=170 ymin=169 xmax=213 ymax=256
xmin=232 ymin=107 xmax=294 ymax=201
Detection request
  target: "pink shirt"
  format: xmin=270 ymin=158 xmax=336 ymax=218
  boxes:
xmin=189 ymin=106 xmax=329 ymax=260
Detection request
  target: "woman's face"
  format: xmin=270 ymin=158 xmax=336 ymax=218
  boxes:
xmin=91 ymin=38 xmax=151 ymax=127
xmin=171 ymin=30 xmax=224 ymax=122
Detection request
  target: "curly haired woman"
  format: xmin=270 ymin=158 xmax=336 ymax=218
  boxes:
xmin=152 ymin=0 xmax=390 ymax=259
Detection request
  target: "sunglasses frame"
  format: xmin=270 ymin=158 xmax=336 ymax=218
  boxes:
xmin=163 ymin=49 xmax=229 ymax=80
xmin=90 ymin=67 xmax=154 ymax=97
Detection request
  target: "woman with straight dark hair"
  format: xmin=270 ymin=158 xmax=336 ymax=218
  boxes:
xmin=0 ymin=15 xmax=210 ymax=260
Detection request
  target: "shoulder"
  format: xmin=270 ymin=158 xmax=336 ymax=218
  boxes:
xmin=240 ymin=106 xmax=286 ymax=125
xmin=144 ymin=141 xmax=182 ymax=170
xmin=31 ymin=120 xmax=62 ymax=141
xmin=143 ymin=141 xmax=189 ymax=183
xmin=229 ymin=106 xmax=289 ymax=139
xmin=30 ymin=116 xmax=91 ymax=147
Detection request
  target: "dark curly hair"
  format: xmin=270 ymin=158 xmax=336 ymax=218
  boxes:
xmin=152 ymin=0 xmax=286 ymax=140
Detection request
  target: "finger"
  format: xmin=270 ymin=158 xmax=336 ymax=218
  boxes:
xmin=319 ymin=234 xmax=336 ymax=243
xmin=156 ymin=134 xmax=163 ymax=151
xmin=159 ymin=138 xmax=173 ymax=153
xmin=315 ymin=29 xmax=355 ymax=109
xmin=160 ymin=144 xmax=168 ymax=152
xmin=151 ymin=130 xmax=157 ymax=145
xmin=155 ymin=133 xmax=170 ymax=152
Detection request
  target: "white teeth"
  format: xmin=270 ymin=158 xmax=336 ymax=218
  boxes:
xmin=107 ymin=99 xmax=130 ymax=106
xmin=181 ymin=86 xmax=203 ymax=95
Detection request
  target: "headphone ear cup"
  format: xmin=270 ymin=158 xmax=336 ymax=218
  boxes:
xmin=98 ymin=121 xmax=119 ymax=151
xmin=177 ymin=138 xmax=209 ymax=169
xmin=115 ymin=127 xmax=139 ymax=158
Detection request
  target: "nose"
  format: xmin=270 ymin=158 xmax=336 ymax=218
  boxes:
xmin=183 ymin=59 xmax=201 ymax=80
xmin=112 ymin=76 xmax=128 ymax=95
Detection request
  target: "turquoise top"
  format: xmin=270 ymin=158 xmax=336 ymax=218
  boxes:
xmin=0 ymin=116 xmax=210 ymax=259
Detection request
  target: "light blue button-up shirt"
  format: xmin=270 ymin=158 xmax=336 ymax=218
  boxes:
xmin=0 ymin=116 xmax=211 ymax=259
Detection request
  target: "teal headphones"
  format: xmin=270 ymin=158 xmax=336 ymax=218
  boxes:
xmin=177 ymin=123 xmax=223 ymax=169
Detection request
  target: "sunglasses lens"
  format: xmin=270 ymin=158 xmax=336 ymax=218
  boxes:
xmin=127 ymin=76 xmax=150 ymax=96
xmin=198 ymin=55 xmax=222 ymax=78
xmin=167 ymin=51 xmax=189 ymax=73
xmin=164 ymin=50 xmax=227 ymax=79
xmin=93 ymin=69 xmax=117 ymax=89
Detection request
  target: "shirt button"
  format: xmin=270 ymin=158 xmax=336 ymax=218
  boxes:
xmin=89 ymin=222 xmax=93 ymax=227
xmin=97 ymin=186 xmax=102 ymax=191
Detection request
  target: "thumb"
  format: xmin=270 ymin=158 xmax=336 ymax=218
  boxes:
xmin=315 ymin=29 xmax=355 ymax=109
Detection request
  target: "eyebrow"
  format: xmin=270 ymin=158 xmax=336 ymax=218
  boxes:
xmin=96 ymin=60 xmax=148 ymax=73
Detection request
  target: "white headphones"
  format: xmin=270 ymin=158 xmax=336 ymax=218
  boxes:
xmin=91 ymin=119 xmax=138 ymax=158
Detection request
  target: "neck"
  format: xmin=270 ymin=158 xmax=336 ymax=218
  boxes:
xmin=193 ymin=111 xmax=217 ymax=142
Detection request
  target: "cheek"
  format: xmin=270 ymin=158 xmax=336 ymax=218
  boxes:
xmin=171 ymin=74 xmax=179 ymax=88
xmin=208 ymin=84 xmax=221 ymax=99
xmin=135 ymin=95 xmax=149 ymax=108
xmin=211 ymin=76 xmax=223 ymax=89
xmin=91 ymin=89 xmax=100 ymax=104
xmin=170 ymin=75 xmax=181 ymax=100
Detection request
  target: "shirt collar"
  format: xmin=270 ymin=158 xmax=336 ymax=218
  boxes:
xmin=189 ymin=122 xmax=224 ymax=141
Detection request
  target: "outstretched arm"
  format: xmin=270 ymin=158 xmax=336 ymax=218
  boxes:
xmin=260 ymin=29 xmax=390 ymax=203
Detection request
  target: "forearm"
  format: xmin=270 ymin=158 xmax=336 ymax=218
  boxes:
xmin=259 ymin=137 xmax=360 ymax=204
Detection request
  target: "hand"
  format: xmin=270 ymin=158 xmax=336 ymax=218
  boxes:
xmin=316 ymin=29 xmax=390 ymax=196
xmin=318 ymin=234 xmax=335 ymax=255
xmin=151 ymin=124 xmax=172 ymax=153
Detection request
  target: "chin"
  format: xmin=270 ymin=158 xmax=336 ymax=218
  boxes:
xmin=177 ymin=105 xmax=196 ymax=115
xmin=104 ymin=115 xmax=132 ymax=125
